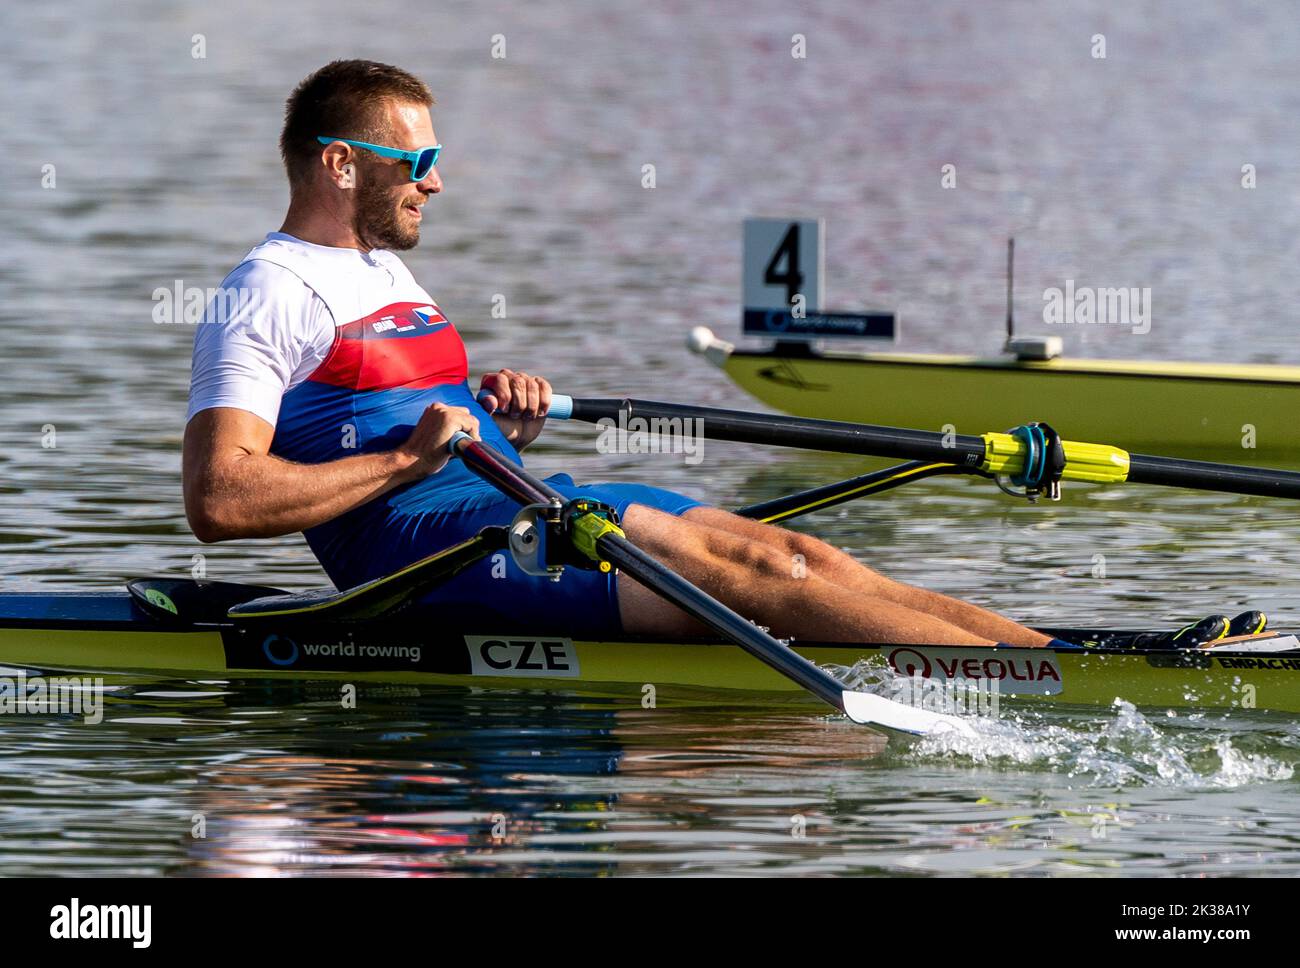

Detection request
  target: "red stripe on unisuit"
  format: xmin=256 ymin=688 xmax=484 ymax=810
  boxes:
xmin=309 ymin=301 xmax=467 ymax=391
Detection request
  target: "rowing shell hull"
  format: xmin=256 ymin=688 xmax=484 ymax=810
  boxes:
xmin=0 ymin=593 xmax=1293 ymax=712
xmin=721 ymin=349 xmax=1300 ymax=461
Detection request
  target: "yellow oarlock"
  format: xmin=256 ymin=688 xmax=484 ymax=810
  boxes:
xmin=980 ymin=432 xmax=1131 ymax=484
xmin=569 ymin=509 xmax=625 ymax=571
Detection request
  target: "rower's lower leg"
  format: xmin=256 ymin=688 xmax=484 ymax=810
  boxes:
xmin=680 ymin=507 xmax=1053 ymax=648
xmin=620 ymin=506 xmax=997 ymax=645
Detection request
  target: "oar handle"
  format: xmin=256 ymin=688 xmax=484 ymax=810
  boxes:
xmin=549 ymin=394 xmax=574 ymax=420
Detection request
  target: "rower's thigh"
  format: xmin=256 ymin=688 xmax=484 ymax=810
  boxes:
xmin=616 ymin=504 xmax=856 ymax=636
xmin=616 ymin=504 xmax=731 ymax=637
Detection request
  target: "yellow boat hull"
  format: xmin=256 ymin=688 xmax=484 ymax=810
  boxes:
xmin=1 ymin=624 xmax=1294 ymax=713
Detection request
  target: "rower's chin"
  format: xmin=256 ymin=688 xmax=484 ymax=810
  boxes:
xmin=387 ymin=215 xmax=422 ymax=251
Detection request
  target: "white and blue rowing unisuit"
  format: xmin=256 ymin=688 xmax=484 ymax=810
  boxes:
xmin=187 ymin=233 xmax=701 ymax=635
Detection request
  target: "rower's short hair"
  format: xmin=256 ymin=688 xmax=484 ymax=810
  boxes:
xmin=280 ymin=59 xmax=435 ymax=185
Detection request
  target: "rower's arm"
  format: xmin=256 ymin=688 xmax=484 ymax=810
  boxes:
xmin=182 ymin=404 xmax=478 ymax=542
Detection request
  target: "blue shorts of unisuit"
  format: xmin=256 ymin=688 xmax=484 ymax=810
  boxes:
xmin=324 ymin=474 xmax=705 ymax=639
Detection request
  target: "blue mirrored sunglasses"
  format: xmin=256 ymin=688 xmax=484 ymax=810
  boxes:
xmin=316 ymin=136 xmax=441 ymax=181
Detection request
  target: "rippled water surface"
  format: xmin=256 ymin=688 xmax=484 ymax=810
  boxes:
xmin=3 ymin=0 xmax=1300 ymax=876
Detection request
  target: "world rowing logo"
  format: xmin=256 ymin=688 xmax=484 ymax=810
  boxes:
xmin=763 ymin=309 xmax=790 ymax=332
xmin=261 ymin=634 xmax=300 ymax=667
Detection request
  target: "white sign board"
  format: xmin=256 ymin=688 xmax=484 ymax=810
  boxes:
xmin=742 ymin=218 xmax=824 ymax=312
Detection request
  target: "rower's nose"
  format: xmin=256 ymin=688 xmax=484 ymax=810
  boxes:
xmin=417 ymin=167 xmax=442 ymax=193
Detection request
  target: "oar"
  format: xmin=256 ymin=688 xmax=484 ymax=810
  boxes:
xmin=547 ymin=396 xmax=1300 ymax=501
xmin=447 ymin=431 xmax=973 ymax=738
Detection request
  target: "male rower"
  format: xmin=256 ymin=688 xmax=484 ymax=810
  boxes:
xmin=183 ymin=60 xmax=1249 ymax=651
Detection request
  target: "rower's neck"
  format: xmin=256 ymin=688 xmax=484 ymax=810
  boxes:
xmin=279 ymin=193 xmax=369 ymax=251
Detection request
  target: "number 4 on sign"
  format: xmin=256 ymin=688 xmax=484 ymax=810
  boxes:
xmin=765 ymin=223 xmax=805 ymax=308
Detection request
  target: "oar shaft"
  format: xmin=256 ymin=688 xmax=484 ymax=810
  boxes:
xmin=562 ymin=397 xmax=987 ymax=465
xmin=453 ymin=433 xmax=563 ymax=506
xmin=550 ymin=395 xmax=1300 ymax=500
xmin=1126 ymin=454 xmax=1300 ymax=499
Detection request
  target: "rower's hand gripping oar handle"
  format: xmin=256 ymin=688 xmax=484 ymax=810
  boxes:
xmin=475 ymin=389 xmax=574 ymax=421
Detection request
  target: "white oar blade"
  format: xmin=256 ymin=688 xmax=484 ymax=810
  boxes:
xmin=841 ymin=690 xmax=976 ymax=738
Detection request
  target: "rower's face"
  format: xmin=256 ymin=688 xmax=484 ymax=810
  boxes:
xmin=353 ymin=101 xmax=442 ymax=251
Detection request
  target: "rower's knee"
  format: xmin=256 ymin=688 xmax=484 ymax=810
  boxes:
xmin=759 ymin=527 xmax=900 ymax=596
xmin=761 ymin=526 xmax=871 ymax=575
xmin=702 ymin=529 xmax=804 ymax=581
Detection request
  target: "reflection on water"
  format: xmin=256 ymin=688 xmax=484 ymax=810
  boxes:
xmin=1 ymin=675 xmax=1297 ymax=877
